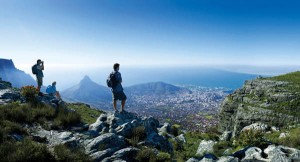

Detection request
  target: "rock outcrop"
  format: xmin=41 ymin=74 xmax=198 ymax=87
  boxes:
xmin=188 ymin=145 xmax=300 ymax=162
xmin=31 ymin=111 xmax=173 ymax=162
xmin=219 ymin=79 xmax=300 ymax=137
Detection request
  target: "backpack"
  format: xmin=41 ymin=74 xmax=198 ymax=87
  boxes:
xmin=32 ymin=64 xmax=38 ymax=75
xmin=106 ymin=72 xmax=116 ymax=88
xmin=46 ymin=85 xmax=52 ymax=94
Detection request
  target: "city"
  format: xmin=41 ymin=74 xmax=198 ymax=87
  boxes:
xmin=125 ymin=86 xmax=231 ymax=132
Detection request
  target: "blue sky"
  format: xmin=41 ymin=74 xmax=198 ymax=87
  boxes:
xmin=1 ymin=0 xmax=300 ymax=72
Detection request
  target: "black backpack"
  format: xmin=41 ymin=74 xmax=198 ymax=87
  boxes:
xmin=32 ymin=64 xmax=38 ymax=75
xmin=106 ymin=72 xmax=117 ymax=88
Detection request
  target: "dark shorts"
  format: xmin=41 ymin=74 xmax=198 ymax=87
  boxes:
xmin=112 ymin=91 xmax=127 ymax=101
xmin=37 ymin=77 xmax=43 ymax=87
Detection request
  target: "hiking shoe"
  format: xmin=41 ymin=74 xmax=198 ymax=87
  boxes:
xmin=114 ymin=110 xmax=119 ymax=113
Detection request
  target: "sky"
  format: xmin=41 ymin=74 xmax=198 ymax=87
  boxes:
xmin=1 ymin=0 xmax=300 ymax=86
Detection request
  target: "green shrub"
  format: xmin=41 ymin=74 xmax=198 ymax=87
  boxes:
xmin=0 ymin=139 xmax=55 ymax=162
xmin=54 ymin=144 xmax=91 ymax=162
xmin=133 ymin=126 xmax=146 ymax=139
xmin=66 ymin=103 xmax=103 ymax=124
xmin=278 ymin=128 xmax=300 ymax=149
xmin=21 ymin=86 xmax=38 ymax=104
xmin=53 ymin=107 xmax=81 ymax=128
xmin=171 ymin=125 xmax=180 ymax=136
xmin=1 ymin=120 xmax=28 ymax=136
xmin=235 ymin=130 xmax=268 ymax=148
xmin=156 ymin=152 xmax=171 ymax=162
xmin=265 ymin=128 xmax=300 ymax=149
xmin=213 ymin=141 xmax=232 ymax=157
xmin=135 ymin=147 xmax=157 ymax=162
xmin=129 ymin=126 xmax=146 ymax=147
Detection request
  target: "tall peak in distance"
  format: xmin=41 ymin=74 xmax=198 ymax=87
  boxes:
xmin=80 ymin=75 xmax=93 ymax=84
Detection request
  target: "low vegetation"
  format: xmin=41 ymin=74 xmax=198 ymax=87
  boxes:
xmin=66 ymin=103 xmax=103 ymax=124
xmin=170 ymin=130 xmax=219 ymax=161
xmin=54 ymin=144 xmax=92 ymax=162
xmin=265 ymin=127 xmax=300 ymax=149
xmin=135 ymin=147 xmax=171 ymax=162
xmin=0 ymin=102 xmax=84 ymax=161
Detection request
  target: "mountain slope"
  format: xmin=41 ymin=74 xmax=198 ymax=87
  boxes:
xmin=0 ymin=58 xmax=36 ymax=88
xmin=61 ymin=76 xmax=111 ymax=104
xmin=125 ymin=81 xmax=191 ymax=96
xmin=219 ymin=71 xmax=300 ymax=137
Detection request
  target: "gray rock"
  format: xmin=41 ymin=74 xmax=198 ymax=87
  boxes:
xmin=0 ymin=89 xmax=21 ymax=102
xmin=196 ymin=140 xmax=217 ymax=156
xmin=187 ymin=158 xmax=200 ymax=162
xmin=103 ymin=147 xmax=139 ymax=162
xmin=264 ymin=145 xmax=300 ymax=162
xmin=200 ymin=158 xmax=215 ymax=162
xmin=177 ymin=134 xmax=186 ymax=143
xmin=241 ymin=147 xmax=267 ymax=162
xmin=279 ymin=132 xmax=289 ymax=139
xmin=89 ymin=120 xmax=105 ymax=132
xmin=115 ymin=120 xmax=139 ymax=138
xmin=85 ymin=133 xmax=127 ymax=154
xmin=219 ymin=131 xmax=232 ymax=141
xmin=145 ymin=132 xmax=173 ymax=153
xmin=271 ymin=126 xmax=279 ymax=132
xmin=241 ymin=122 xmax=269 ymax=133
xmin=30 ymin=128 xmax=79 ymax=148
xmin=159 ymin=122 xmax=171 ymax=135
xmin=217 ymin=156 xmax=239 ymax=162
xmin=90 ymin=148 xmax=119 ymax=162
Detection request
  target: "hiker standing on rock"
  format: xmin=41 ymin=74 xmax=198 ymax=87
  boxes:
xmin=32 ymin=59 xmax=44 ymax=94
xmin=107 ymin=63 xmax=127 ymax=112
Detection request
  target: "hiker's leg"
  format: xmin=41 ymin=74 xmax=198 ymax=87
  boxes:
xmin=113 ymin=100 xmax=117 ymax=111
xmin=37 ymin=77 xmax=42 ymax=92
xmin=121 ymin=99 xmax=126 ymax=111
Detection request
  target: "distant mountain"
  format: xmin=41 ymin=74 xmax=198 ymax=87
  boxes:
xmin=125 ymin=82 xmax=191 ymax=96
xmin=0 ymin=58 xmax=36 ymax=88
xmin=122 ymin=67 xmax=258 ymax=89
xmin=61 ymin=76 xmax=111 ymax=105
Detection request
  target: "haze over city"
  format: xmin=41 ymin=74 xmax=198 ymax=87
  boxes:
xmin=1 ymin=0 xmax=300 ymax=89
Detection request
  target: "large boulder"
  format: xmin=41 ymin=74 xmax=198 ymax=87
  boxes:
xmin=159 ymin=122 xmax=172 ymax=136
xmin=102 ymin=147 xmax=139 ymax=162
xmin=30 ymin=127 xmax=79 ymax=148
xmin=241 ymin=147 xmax=267 ymax=162
xmin=219 ymin=131 xmax=232 ymax=141
xmin=217 ymin=156 xmax=239 ymax=162
xmin=0 ymin=89 xmax=22 ymax=104
xmin=241 ymin=123 xmax=269 ymax=133
xmin=264 ymin=145 xmax=300 ymax=162
xmin=196 ymin=140 xmax=217 ymax=156
xmin=85 ymin=133 xmax=127 ymax=154
xmin=144 ymin=132 xmax=173 ymax=153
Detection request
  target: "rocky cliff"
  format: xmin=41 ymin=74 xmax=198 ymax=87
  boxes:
xmin=0 ymin=58 xmax=36 ymax=88
xmin=219 ymin=72 xmax=300 ymax=137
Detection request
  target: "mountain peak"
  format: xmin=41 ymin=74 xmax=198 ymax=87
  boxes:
xmin=80 ymin=75 xmax=93 ymax=84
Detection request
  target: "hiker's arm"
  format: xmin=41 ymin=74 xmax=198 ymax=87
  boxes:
xmin=119 ymin=73 xmax=122 ymax=83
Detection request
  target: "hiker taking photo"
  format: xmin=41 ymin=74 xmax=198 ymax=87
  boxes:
xmin=32 ymin=59 xmax=44 ymax=94
xmin=107 ymin=63 xmax=127 ymax=113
